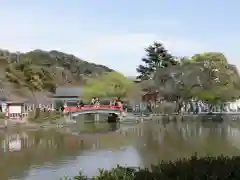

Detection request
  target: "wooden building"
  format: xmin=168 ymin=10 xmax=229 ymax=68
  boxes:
xmin=51 ymin=87 xmax=83 ymax=108
xmin=142 ymin=91 xmax=159 ymax=102
xmin=5 ymin=95 xmax=28 ymax=121
xmin=138 ymin=79 xmax=160 ymax=102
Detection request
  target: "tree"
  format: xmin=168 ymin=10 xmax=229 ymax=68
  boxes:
xmin=192 ymin=52 xmax=228 ymax=64
xmin=82 ymin=78 xmax=108 ymax=100
xmin=180 ymin=57 xmax=195 ymax=64
xmin=189 ymin=52 xmax=240 ymax=103
xmin=190 ymin=86 xmax=239 ymax=105
xmin=5 ymin=59 xmax=57 ymax=116
xmin=6 ymin=59 xmax=56 ymax=93
xmin=136 ymin=42 xmax=178 ymax=81
xmin=83 ymin=72 xmax=140 ymax=101
xmin=154 ymin=52 xmax=240 ymax=103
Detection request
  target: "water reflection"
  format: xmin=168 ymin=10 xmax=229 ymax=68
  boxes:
xmin=69 ymin=120 xmax=120 ymax=135
xmin=1 ymin=120 xmax=240 ymax=179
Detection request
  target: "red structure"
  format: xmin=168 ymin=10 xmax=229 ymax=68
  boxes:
xmin=142 ymin=91 xmax=159 ymax=102
xmin=6 ymin=102 xmax=25 ymax=121
xmin=64 ymin=105 xmax=123 ymax=113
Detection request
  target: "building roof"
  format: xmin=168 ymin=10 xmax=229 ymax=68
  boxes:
xmin=0 ymin=90 xmax=7 ymax=102
xmin=6 ymin=94 xmax=28 ymax=103
xmin=0 ymin=89 xmax=28 ymax=103
xmin=26 ymin=91 xmax=53 ymax=105
xmin=54 ymin=87 xmax=83 ymax=97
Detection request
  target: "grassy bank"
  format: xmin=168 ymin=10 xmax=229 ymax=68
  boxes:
xmin=63 ymin=155 xmax=240 ymax=179
xmin=27 ymin=110 xmax=63 ymax=123
xmin=0 ymin=112 xmax=6 ymax=119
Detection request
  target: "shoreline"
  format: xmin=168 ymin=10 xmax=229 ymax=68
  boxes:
xmin=64 ymin=155 xmax=240 ymax=179
xmin=0 ymin=118 xmax=74 ymax=130
xmin=1 ymin=112 xmax=240 ymax=130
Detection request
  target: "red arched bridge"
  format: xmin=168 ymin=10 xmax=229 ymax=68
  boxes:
xmin=64 ymin=105 xmax=124 ymax=116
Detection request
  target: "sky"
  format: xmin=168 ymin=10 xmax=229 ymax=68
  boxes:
xmin=1 ymin=1 xmax=240 ymax=76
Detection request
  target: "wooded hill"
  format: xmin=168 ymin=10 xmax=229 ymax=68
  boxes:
xmin=0 ymin=49 xmax=113 ymax=84
xmin=0 ymin=49 xmax=114 ymax=102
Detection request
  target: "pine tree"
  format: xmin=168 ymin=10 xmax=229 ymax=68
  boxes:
xmin=136 ymin=42 xmax=178 ymax=80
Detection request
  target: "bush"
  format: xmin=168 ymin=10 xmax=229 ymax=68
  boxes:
xmin=152 ymin=102 xmax=176 ymax=114
xmin=27 ymin=110 xmax=62 ymax=122
xmin=55 ymin=100 xmax=64 ymax=111
xmin=0 ymin=112 xmax=6 ymax=119
xmin=66 ymin=155 xmax=240 ymax=180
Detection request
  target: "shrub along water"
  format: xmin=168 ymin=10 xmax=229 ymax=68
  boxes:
xmin=63 ymin=155 xmax=240 ymax=180
xmin=27 ymin=110 xmax=63 ymax=122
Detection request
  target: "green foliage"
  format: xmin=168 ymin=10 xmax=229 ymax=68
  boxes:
xmin=82 ymin=77 xmax=108 ymax=99
xmin=83 ymin=72 xmax=141 ymax=100
xmin=0 ymin=112 xmax=6 ymax=119
xmin=5 ymin=59 xmax=56 ymax=93
xmin=65 ymin=155 xmax=240 ymax=180
xmin=136 ymin=42 xmax=178 ymax=80
xmin=154 ymin=51 xmax=240 ymax=102
xmin=27 ymin=110 xmax=62 ymax=122
xmin=152 ymin=102 xmax=176 ymax=114
xmin=0 ymin=49 xmax=113 ymax=85
xmin=191 ymin=85 xmax=240 ymax=104
xmin=5 ymin=60 xmax=58 ymax=119
xmin=189 ymin=53 xmax=240 ymax=102
xmin=180 ymin=56 xmax=196 ymax=64
xmin=192 ymin=52 xmax=228 ymax=64
xmin=55 ymin=100 xmax=64 ymax=111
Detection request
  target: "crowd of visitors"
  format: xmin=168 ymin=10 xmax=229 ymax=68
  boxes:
xmin=177 ymin=99 xmax=240 ymax=114
xmin=132 ymin=99 xmax=240 ymax=114
xmin=109 ymin=98 xmax=123 ymax=107
xmin=74 ymin=97 xmax=124 ymax=109
xmin=90 ymin=97 xmax=100 ymax=106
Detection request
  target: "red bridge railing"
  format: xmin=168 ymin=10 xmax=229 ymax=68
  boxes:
xmin=64 ymin=105 xmax=123 ymax=113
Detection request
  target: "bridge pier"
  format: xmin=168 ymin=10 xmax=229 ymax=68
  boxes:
xmin=108 ymin=113 xmax=119 ymax=123
xmin=64 ymin=112 xmax=76 ymax=124
xmin=64 ymin=105 xmax=124 ymax=123
xmin=94 ymin=114 xmax=100 ymax=122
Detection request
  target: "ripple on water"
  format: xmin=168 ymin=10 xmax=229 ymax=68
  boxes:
xmin=22 ymin=146 xmax=141 ymax=180
xmin=7 ymin=120 xmax=240 ymax=180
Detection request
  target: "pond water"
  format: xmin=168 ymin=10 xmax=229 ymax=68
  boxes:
xmin=1 ymin=115 xmax=240 ymax=180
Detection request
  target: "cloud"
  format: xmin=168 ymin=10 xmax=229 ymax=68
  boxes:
xmin=0 ymin=30 xmax=206 ymax=75
xmin=0 ymin=8 xmax=206 ymax=76
xmin=75 ymin=33 xmax=206 ymax=75
xmin=0 ymin=4 xmax=207 ymax=75
xmin=81 ymin=33 xmax=205 ymax=55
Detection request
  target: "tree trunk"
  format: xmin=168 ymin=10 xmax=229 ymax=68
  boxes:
xmin=31 ymin=91 xmax=40 ymax=119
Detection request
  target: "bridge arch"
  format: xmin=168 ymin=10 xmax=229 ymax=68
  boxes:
xmin=64 ymin=105 xmax=124 ymax=121
xmin=70 ymin=110 xmax=122 ymax=118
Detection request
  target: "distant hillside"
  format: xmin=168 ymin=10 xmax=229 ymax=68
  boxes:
xmin=0 ymin=49 xmax=114 ymax=102
xmin=0 ymin=49 xmax=114 ymax=85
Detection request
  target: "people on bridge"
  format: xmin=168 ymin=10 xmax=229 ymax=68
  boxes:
xmin=95 ymin=98 xmax=100 ymax=107
xmin=111 ymin=98 xmax=123 ymax=111
xmin=117 ymin=100 xmax=122 ymax=107
xmin=79 ymin=100 xmax=84 ymax=107
xmin=90 ymin=97 xmax=96 ymax=106
xmin=89 ymin=97 xmax=101 ymax=107
xmin=109 ymin=100 xmax=115 ymax=107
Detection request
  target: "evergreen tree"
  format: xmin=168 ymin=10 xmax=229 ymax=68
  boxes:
xmin=136 ymin=42 xmax=178 ymax=80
